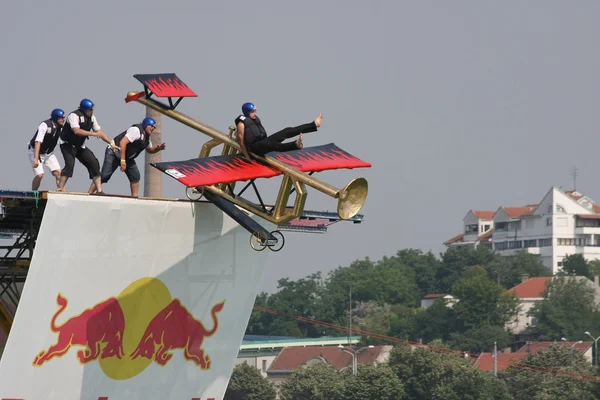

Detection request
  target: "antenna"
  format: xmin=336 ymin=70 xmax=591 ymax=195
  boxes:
xmin=569 ymin=166 xmax=579 ymax=191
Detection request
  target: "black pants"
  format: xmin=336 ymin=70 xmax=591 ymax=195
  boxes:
xmin=248 ymin=121 xmax=317 ymax=156
xmin=60 ymin=143 xmax=101 ymax=179
xmin=100 ymin=146 xmax=141 ymax=183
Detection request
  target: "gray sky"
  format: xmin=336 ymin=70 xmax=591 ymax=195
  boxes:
xmin=2 ymin=1 xmax=599 ymax=292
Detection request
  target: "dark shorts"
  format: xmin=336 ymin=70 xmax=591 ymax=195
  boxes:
xmin=100 ymin=146 xmax=141 ymax=183
xmin=60 ymin=143 xmax=101 ymax=179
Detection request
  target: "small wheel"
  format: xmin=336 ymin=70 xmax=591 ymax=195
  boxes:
xmin=250 ymin=232 xmax=267 ymax=251
xmin=185 ymin=187 xmax=204 ymax=201
xmin=267 ymin=230 xmax=285 ymax=252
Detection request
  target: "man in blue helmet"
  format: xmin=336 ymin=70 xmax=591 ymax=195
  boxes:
xmin=91 ymin=117 xmax=166 ymax=197
xmin=235 ymin=102 xmax=323 ymax=159
xmin=28 ymin=108 xmax=66 ymax=190
xmin=58 ymin=98 xmax=116 ymax=194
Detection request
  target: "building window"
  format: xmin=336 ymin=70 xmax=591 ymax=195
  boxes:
xmin=262 ymin=359 xmax=267 ymax=373
xmin=556 ymin=205 xmax=566 ymax=213
xmin=524 ymin=239 xmax=537 ymax=248
xmin=508 ymin=241 xmax=523 ymax=249
xmin=465 ymin=224 xmax=478 ymax=234
xmin=548 ymin=204 xmax=553 ymax=213
xmin=496 ymin=222 xmax=508 ymax=232
xmin=495 ymin=242 xmax=509 ymax=251
xmin=539 ymin=238 xmax=552 ymax=247
xmin=508 ymin=221 xmax=521 ymax=231
xmin=546 ymin=217 xmax=552 ymax=227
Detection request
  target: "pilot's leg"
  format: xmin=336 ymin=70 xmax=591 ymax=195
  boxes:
xmin=267 ymin=121 xmax=317 ymax=143
xmin=250 ymin=139 xmax=299 ymax=156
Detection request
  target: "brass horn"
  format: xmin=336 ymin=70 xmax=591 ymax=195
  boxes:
xmin=126 ymin=92 xmax=368 ymax=220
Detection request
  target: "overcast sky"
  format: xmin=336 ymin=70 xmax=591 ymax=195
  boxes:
xmin=2 ymin=1 xmax=599 ymax=292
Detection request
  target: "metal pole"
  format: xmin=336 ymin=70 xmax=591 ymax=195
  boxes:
xmin=596 ymin=339 xmax=598 ymax=366
xmin=349 ymin=284 xmax=352 ymax=345
xmin=493 ymin=341 xmax=497 ymax=377
xmin=144 ymin=106 xmax=162 ymax=198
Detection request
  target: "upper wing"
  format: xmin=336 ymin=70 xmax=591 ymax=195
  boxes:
xmin=151 ymin=143 xmax=371 ymax=188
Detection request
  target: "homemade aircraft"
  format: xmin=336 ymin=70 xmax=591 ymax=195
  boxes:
xmin=125 ymin=73 xmax=371 ymax=251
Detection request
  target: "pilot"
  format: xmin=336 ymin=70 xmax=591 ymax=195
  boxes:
xmin=92 ymin=117 xmax=166 ymax=197
xmin=28 ymin=108 xmax=66 ymax=190
xmin=234 ymin=102 xmax=323 ymax=159
xmin=57 ymin=98 xmax=117 ymax=194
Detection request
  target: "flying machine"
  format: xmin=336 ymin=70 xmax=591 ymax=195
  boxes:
xmin=124 ymin=73 xmax=371 ymax=251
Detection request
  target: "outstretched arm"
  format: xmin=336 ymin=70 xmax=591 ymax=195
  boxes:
xmin=147 ymin=143 xmax=166 ymax=154
xmin=237 ymin=122 xmax=251 ymax=160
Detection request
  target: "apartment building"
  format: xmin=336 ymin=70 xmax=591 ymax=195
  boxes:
xmin=444 ymin=186 xmax=600 ymax=273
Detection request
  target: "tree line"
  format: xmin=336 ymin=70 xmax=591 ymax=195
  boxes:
xmin=225 ymin=342 xmax=600 ymax=399
xmin=247 ymin=246 xmax=600 ymax=352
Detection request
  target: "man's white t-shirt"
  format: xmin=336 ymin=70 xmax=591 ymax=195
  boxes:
xmin=111 ymin=126 xmax=152 ymax=159
xmin=58 ymin=113 xmax=102 ymax=149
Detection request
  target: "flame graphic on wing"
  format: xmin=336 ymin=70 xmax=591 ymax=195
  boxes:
xmin=154 ymin=143 xmax=371 ymax=188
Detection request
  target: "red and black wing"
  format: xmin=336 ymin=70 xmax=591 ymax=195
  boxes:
xmin=151 ymin=143 xmax=371 ymax=188
xmin=133 ymin=73 xmax=197 ymax=98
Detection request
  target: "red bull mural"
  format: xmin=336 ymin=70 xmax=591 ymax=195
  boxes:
xmin=33 ymin=294 xmax=125 ymax=366
xmin=130 ymin=300 xmax=224 ymax=369
xmin=33 ymin=291 xmax=225 ymax=374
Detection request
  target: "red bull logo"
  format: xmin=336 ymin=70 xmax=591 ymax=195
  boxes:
xmin=32 ymin=277 xmax=225 ymax=380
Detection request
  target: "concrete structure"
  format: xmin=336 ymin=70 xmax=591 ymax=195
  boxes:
xmin=445 ymin=186 xmax=600 ymax=273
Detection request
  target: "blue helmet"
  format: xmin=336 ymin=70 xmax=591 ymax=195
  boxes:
xmin=242 ymin=102 xmax=256 ymax=116
xmin=142 ymin=117 xmax=157 ymax=130
xmin=50 ymin=108 xmax=65 ymax=121
xmin=79 ymin=98 xmax=94 ymax=111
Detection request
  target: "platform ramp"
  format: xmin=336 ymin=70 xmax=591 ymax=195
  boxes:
xmin=0 ymin=193 xmax=270 ymax=400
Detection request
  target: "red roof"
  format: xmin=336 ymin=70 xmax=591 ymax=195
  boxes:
xmin=515 ymin=341 xmax=592 ymax=354
xmin=474 ymin=211 xmax=495 ymax=220
xmin=502 ymin=206 xmax=537 ymax=218
xmin=576 ymin=214 xmax=600 ymax=220
xmin=268 ymin=345 xmax=385 ymax=372
xmin=474 ymin=352 xmax=529 ymax=372
xmin=444 ymin=233 xmax=464 ymax=245
xmin=566 ymin=191 xmax=584 ymax=201
xmin=508 ymin=277 xmax=551 ymax=298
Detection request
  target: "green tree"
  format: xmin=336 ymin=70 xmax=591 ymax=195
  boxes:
xmin=436 ymin=246 xmax=495 ymax=293
xmin=451 ymin=266 xmax=519 ymax=331
xmin=395 ymin=248 xmax=441 ymax=298
xmin=588 ymin=259 xmax=600 ymax=277
xmin=412 ymin=298 xmax=457 ymax=343
xmin=343 ymin=364 xmax=405 ymax=400
xmin=388 ymin=342 xmax=510 ymax=399
xmin=500 ymin=343 xmax=600 ymax=400
xmin=529 ymin=276 xmax=598 ymax=340
xmin=263 ymin=273 xmax=328 ymax=337
xmin=561 ymin=254 xmax=591 ymax=278
xmin=224 ymin=363 xmax=277 ymax=400
xmin=279 ymin=363 xmax=346 ymax=400
xmin=486 ymin=251 xmax=551 ymax=289
xmin=448 ymin=325 xmax=512 ymax=353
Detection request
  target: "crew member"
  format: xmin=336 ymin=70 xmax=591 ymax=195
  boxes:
xmin=235 ymin=102 xmax=323 ymax=159
xmin=92 ymin=117 xmax=166 ymax=197
xmin=57 ymin=98 xmax=116 ymax=194
xmin=28 ymin=108 xmax=65 ymax=190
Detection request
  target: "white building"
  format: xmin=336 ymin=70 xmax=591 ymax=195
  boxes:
xmin=444 ymin=187 xmax=600 ymax=274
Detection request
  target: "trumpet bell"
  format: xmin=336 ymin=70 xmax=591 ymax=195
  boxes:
xmin=337 ymin=177 xmax=368 ymax=220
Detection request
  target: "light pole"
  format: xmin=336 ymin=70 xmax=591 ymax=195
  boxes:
xmin=571 ymin=340 xmax=582 ymax=360
xmin=585 ymin=331 xmax=600 ymax=365
xmin=338 ymin=345 xmax=374 ymax=375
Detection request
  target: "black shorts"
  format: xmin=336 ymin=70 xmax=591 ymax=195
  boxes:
xmin=60 ymin=143 xmax=101 ymax=179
